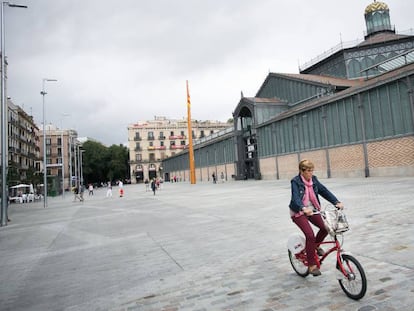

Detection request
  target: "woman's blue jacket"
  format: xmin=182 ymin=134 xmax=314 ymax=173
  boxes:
xmin=289 ymin=174 xmax=340 ymax=213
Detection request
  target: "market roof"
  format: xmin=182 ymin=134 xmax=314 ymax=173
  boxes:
xmin=365 ymin=1 xmax=389 ymax=14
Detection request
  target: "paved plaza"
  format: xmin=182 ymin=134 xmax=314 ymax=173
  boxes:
xmin=0 ymin=177 xmax=413 ymax=311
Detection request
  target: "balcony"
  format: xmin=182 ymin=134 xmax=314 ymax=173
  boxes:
xmin=169 ymin=135 xmax=186 ymax=140
xmin=134 ymin=147 xmax=142 ymax=151
xmin=170 ymin=145 xmax=186 ymax=150
xmin=147 ymin=146 xmax=155 ymax=150
xmin=155 ymin=146 xmax=166 ymax=150
xmin=158 ymin=136 xmax=166 ymax=140
xmin=147 ymin=136 xmax=155 ymax=141
xmin=133 ymin=136 xmax=142 ymax=141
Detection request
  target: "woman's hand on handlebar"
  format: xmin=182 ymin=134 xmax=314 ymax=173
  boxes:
xmin=335 ymin=202 xmax=344 ymax=209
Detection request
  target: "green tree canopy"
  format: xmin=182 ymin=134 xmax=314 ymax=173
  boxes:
xmin=82 ymin=141 xmax=129 ymax=185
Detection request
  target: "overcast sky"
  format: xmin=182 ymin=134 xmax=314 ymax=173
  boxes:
xmin=5 ymin=0 xmax=414 ymax=146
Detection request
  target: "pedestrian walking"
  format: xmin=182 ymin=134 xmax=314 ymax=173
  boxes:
xmin=150 ymin=179 xmax=156 ymax=195
xmin=106 ymin=181 xmax=112 ymax=197
xmin=79 ymin=184 xmax=85 ymax=202
xmin=212 ymin=172 xmax=216 ymax=184
xmin=73 ymin=186 xmax=82 ymax=202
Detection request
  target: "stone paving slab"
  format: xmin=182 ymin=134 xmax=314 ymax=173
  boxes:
xmin=0 ymin=177 xmax=413 ymax=311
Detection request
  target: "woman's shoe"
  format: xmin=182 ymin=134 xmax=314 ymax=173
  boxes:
xmin=309 ymin=265 xmax=322 ymax=276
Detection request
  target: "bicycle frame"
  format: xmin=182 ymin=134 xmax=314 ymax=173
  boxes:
xmin=295 ymin=235 xmax=353 ymax=279
xmin=317 ymin=237 xmax=341 ymax=268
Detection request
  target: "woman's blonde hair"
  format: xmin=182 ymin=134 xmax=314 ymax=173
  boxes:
xmin=299 ymin=159 xmax=314 ymax=172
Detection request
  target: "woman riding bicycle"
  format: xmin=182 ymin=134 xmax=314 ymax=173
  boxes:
xmin=289 ymin=159 xmax=344 ymax=276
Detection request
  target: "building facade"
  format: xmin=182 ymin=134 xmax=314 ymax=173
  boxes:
xmin=39 ymin=125 xmax=79 ymax=195
xmin=6 ymin=99 xmax=41 ymax=185
xmin=127 ymin=116 xmax=230 ymax=182
xmin=162 ymin=1 xmax=414 ymax=181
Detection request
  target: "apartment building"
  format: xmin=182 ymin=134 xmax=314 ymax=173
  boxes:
xmin=39 ymin=125 xmax=79 ymax=195
xmin=6 ymin=100 xmax=41 ymax=184
xmin=127 ymin=116 xmax=230 ymax=182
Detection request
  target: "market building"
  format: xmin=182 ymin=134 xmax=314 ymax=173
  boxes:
xmin=162 ymin=1 xmax=414 ymax=181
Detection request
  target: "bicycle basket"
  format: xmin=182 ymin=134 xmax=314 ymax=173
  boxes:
xmin=323 ymin=205 xmax=349 ymax=235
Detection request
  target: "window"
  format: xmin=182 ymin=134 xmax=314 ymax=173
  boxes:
xmin=200 ymin=130 xmax=205 ymax=138
xmin=170 ymin=131 xmax=174 ymax=136
xmin=180 ymin=131 xmax=185 ymax=136
xmin=210 ymin=130 xmax=214 ymax=135
xmin=180 ymin=141 xmax=186 ymax=145
xmin=170 ymin=141 xmax=176 ymax=146
xmin=149 ymin=153 xmax=155 ymax=162
xmin=149 ymin=141 xmax=153 ymax=147
xmin=46 ymin=138 xmax=51 ymax=145
xmin=136 ymin=154 xmax=142 ymax=161
xmin=148 ymin=131 xmax=154 ymax=140
xmin=160 ymin=141 xmax=164 ymax=147
xmin=159 ymin=131 xmax=165 ymax=139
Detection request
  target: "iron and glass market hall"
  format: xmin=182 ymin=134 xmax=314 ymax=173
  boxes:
xmin=162 ymin=1 xmax=414 ymax=182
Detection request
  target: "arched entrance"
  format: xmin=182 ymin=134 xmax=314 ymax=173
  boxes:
xmin=233 ymin=104 xmax=261 ymax=180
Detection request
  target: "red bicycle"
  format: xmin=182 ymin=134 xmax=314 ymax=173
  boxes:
xmin=287 ymin=205 xmax=367 ymax=300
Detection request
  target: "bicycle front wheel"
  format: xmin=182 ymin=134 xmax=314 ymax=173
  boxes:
xmin=288 ymin=250 xmax=309 ymax=277
xmin=336 ymin=254 xmax=367 ymax=300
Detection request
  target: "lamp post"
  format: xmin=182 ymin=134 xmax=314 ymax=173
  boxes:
xmin=80 ymin=149 xmax=85 ymax=188
xmin=1 ymin=2 xmax=27 ymax=226
xmin=60 ymin=113 xmax=69 ymax=199
xmin=41 ymin=78 xmax=57 ymax=208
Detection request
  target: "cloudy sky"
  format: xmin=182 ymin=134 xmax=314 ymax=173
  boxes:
xmin=5 ymin=0 xmax=414 ymax=145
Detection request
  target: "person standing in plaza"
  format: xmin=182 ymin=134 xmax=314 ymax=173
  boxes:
xmin=106 ymin=181 xmax=112 ymax=197
xmin=118 ymin=180 xmax=124 ymax=197
xmin=88 ymin=184 xmax=94 ymax=196
xmin=289 ymin=159 xmax=343 ymax=276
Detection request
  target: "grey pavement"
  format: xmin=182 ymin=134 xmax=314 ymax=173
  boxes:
xmin=1 ymin=177 xmax=413 ymax=311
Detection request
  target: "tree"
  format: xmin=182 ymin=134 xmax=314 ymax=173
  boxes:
xmin=82 ymin=141 xmax=109 ymax=185
xmin=107 ymin=144 xmax=129 ymax=182
xmin=82 ymin=141 xmax=129 ymax=185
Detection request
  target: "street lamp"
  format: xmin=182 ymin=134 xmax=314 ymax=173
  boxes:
xmin=1 ymin=1 xmax=27 ymax=226
xmin=60 ymin=113 xmax=69 ymax=199
xmin=41 ymin=78 xmax=57 ymax=208
xmin=80 ymin=149 xmax=85 ymax=188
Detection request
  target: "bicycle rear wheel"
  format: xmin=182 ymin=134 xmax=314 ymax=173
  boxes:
xmin=288 ymin=250 xmax=309 ymax=277
xmin=337 ymin=254 xmax=367 ymax=300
